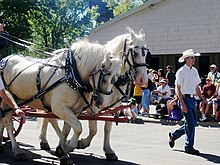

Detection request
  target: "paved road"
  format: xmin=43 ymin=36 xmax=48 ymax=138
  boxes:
xmin=0 ymin=119 xmax=220 ymax=165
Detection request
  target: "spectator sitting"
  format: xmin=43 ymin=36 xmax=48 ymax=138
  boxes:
xmin=212 ymin=80 xmax=220 ymax=122
xmin=199 ymin=77 xmax=216 ymax=121
xmin=208 ymin=64 xmax=220 ymax=86
xmin=124 ymin=97 xmax=139 ymax=123
xmin=153 ymin=79 xmax=172 ymax=103
xmin=166 ymin=95 xmax=179 ymax=115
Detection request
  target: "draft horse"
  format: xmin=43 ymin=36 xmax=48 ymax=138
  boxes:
xmin=40 ymin=27 xmax=150 ymax=161
xmin=75 ymin=27 xmax=151 ymax=160
xmin=0 ymin=40 xmax=122 ymax=163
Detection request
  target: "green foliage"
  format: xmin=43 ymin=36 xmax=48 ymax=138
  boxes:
xmin=0 ymin=0 xmax=35 ymax=54
xmin=103 ymin=0 xmax=150 ymax=17
xmin=0 ymin=0 xmax=98 ymax=58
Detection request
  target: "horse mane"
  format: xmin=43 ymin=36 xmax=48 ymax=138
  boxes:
xmin=50 ymin=39 xmax=118 ymax=70
xmin=104 ymin=33 xmax=129 ymax=54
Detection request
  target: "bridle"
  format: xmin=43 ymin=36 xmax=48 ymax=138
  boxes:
xmin=100 ymin=39 xmax=152 ymax=111
xmin=122 ymin=39 xmax=151 ymax=72
xmin=89 ymin=65 xmax=114 ymax=96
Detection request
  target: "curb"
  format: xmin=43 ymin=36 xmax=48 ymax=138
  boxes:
xmin=139 ymin=116 xmax=220 ymax=127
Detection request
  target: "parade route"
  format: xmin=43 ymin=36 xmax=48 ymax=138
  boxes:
xmin=0 ymin=119 xmax=220 ymax=165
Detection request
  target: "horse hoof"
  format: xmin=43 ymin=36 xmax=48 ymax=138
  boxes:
xmin=40 ymin=142 xmax=51 ymax=150
xmin=0 ymin=146 xmax=4 ymax=154
xmin=60 ymin=158 xmax=73 ymax=165
xmin=105 ymin=153 xmax=118 ymax=161
xmin=76 ymin=139 xmax=87 ymax=149
xmin=14 ymin=153 xmax=27 ymax=161
xmin=55 ymin=146 xmax=65 ymax=157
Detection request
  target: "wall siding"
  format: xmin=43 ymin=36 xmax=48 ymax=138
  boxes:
xmin=90 ymin=0 xmax=220 ymax=55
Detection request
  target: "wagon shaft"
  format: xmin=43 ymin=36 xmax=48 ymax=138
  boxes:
xmin=20 ymin=104 xmax=130 ymax=122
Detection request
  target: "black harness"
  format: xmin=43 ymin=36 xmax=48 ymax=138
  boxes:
xmin=101 ymin=39 xmax=152 ymax=111
xmin=0 ymin=50 xmax=112 ymax=116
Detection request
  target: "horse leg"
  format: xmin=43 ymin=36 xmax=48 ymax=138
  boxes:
xmin=4 ymin=113 xmax=27 ymax=161
xmin=39 ymin=118 xmax=62 ymax=150
xmin=59 ymin=122 xmax=71 ymax=146
xmin=39 ymin=118 xmax=50 ymax=150
xmin=54 ymin=107 xmax=82 ymax=164
xmin=0 ymin=119 xmax=4 ymax=154
xmin=103 ymin=121 xmax=118 ymax=161
xmin=77 ymin=120 xmax=97 ymax=149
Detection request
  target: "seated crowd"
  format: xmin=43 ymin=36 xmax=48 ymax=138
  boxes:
xmin=124 ymin=64 xmax=220 ymax=123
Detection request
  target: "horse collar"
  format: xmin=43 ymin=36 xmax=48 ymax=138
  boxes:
xmin=65 ymin=49 xmax=92 ymax=93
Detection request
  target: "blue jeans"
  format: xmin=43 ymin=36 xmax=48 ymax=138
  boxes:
xmin=171 ymin=96 xmax=197 ymax=150
xmin=142 ymin=89 xmax=150 ymax=111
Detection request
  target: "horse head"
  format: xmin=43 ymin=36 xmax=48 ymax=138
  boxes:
xmin=105 ymin=27 xmax=151 ymax=87
xmin=124 ymin=27 xmax=150 ymax=86
xmin=89 ymin=53 xmax=121 ymax=108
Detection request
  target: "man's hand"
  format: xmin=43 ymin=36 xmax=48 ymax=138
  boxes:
xmin=181 ymin=103 xmax=188 ymax=113
xmin=15 ymin=108 xmax=26 ymax=124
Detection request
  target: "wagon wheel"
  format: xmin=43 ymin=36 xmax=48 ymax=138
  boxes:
xmin=2 ymin=116 xmax=24 ymax=142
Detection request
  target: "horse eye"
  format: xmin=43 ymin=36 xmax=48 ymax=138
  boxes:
xmin=103 ymin=77 xmax=107 ymax=82
xmin=134 ymin=47 xmax=139 ymax=52
xmin=111 ymin=76 xmax=116 ymax=84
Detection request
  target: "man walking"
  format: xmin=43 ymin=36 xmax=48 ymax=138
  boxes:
xmin=168 ymin=49 xmax=203 ymax=155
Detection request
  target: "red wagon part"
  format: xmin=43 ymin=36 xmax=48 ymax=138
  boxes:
xmin=3 ymin=116 xmax=25 ymax=141
xmin=2 ymin=104 xmax=130 ymax=142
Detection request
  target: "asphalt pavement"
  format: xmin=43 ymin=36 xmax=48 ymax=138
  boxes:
xmin=0 ymin=118 xmax=220 ymax=165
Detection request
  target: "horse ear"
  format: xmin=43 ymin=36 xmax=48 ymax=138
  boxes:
xmin=126 ymin=27 xmax=136 ymax=41
xmin=139 ymin=29 xmax=145 ymax=39
xmin=117 ymin=51 xmax=127 ymax=75
xmin=102 ymin=54 xmax=112 ymax=68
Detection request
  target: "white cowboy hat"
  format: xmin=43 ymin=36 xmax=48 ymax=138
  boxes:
xmin=159 ymin=79 xmax=167 ymax=83
xmin=210 ymin=64 xmax=217 ymax=68
xmin=178 ymin=49 xmax=201 ymax=63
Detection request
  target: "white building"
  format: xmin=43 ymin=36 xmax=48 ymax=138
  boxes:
xmin=90 ymin=0 xmax=220 ymax=77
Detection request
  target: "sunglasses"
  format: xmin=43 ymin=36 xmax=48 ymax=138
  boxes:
xmin=186 ymin=56 xmax=195 ymax=60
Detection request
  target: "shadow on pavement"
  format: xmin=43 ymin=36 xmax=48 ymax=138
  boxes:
xmin=69 ymin=151 xmax=140 ymax=165
xmin=0 ymin=142 xmax=139 ymax=165
xmin=0 ymin=142 xmax=58 ymax=165
xmin=173 ymin=149 xmax=220 ymax=164
xmin=199 ymin=153 xmax=220 ymax=164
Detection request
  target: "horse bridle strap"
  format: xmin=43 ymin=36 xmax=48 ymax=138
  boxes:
xmin=122 ymin=39 xmax=150 ymax=70
xmin=1 ymin=76 xmax=68 ymax=114
xmin=100 ymin=73 xmax=131 ymax=111
xmin=89 ymin=67 xmax=113 ymax=96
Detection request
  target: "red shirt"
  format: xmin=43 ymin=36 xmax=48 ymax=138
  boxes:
xmin=202 ymin=84 xmax=216 ymax=98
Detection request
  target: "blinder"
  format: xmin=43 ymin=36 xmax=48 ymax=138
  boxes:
xmin=89 ymin=65 xmax=113 ymax=96
xmin=124 ymin=46 xmax=150 ymax=70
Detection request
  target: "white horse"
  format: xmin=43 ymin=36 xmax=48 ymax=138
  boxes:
xmin=39 ymin=27 xmax=150 ymax=161
xmin=75 ymin=27 xmax=151 ymax=160
xmin=0 ymin=40 xmax=122 ymax=163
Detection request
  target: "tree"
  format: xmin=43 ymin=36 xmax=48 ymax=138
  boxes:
xmin=0 ymin=0 xmax=35 ymax=55
xmin=89 ymin=0 xmax=114 ymax=23
xmin=28 ymin=0 xmax=98 ymax=51
xmin=103 ymin=0 xmax=150 ymax=17
xmin=0 ymin=0 xmax=99 ymax=57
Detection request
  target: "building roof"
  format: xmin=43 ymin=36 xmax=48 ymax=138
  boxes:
xmin=90 ymin=0 xmax=220 ymax=55
xmin=91 ymin=0 xmax=163 ymax=33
